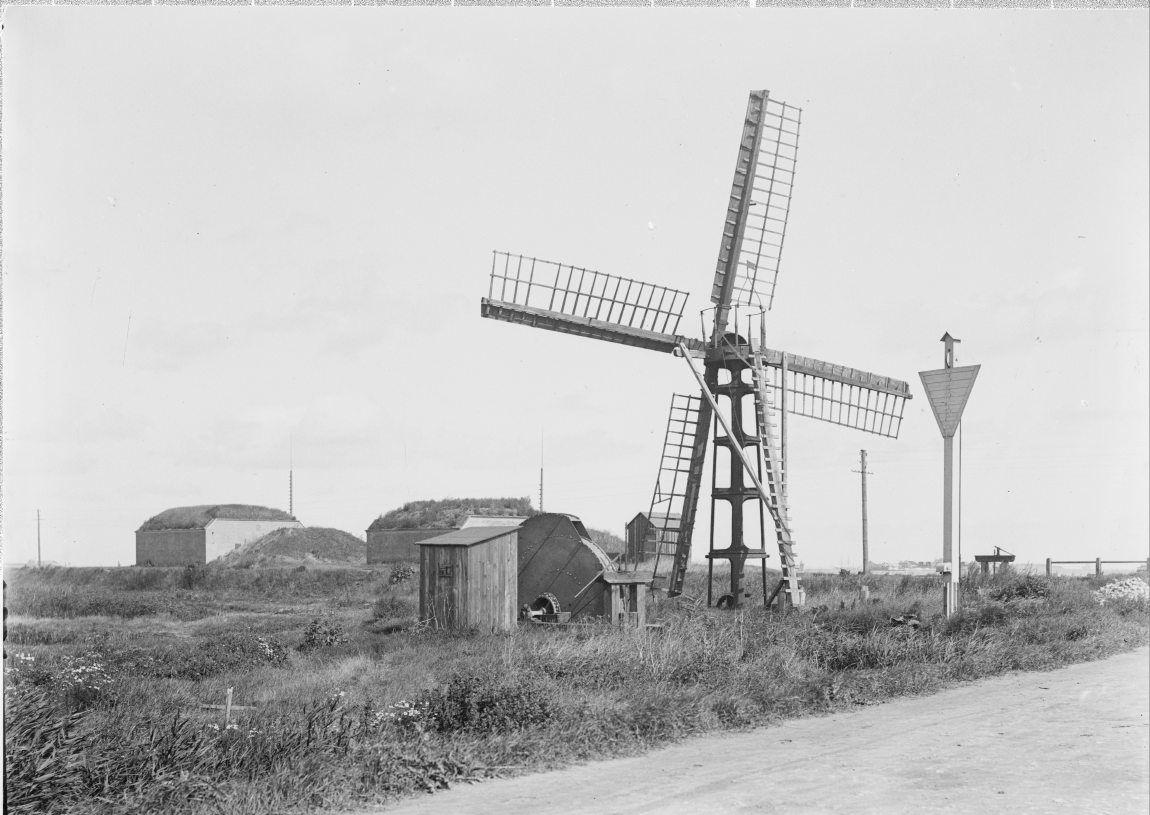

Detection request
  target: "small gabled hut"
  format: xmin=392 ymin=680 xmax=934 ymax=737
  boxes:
xmin=624 ymin=511 xmax=681 ymax=563
xmin=418 ymin=526 xmax=518 ymax=634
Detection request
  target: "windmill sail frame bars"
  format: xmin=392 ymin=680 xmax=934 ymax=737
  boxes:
xmin=711 ymin=91 xmax=800 ymax=315
xmin=487 ymin=251 xmax=690 ymax=336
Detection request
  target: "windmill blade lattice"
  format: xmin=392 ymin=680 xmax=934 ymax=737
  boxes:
xmin=643 ymin=393 xmax=712 ymax=594
xmin=757 ymin=355 xmax=910 ymax=439
xmin=482 ymin=251 xmax=699 ymax=355
xmin=711 ymin=91 xmax=801 ymax=317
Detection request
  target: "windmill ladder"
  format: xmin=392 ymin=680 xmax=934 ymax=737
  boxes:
xmin=749 ymin=352 xmax=802 ymax=604
xmin=677 ymin=341 xmax=802 ymax=606
xmin=647 ymin=394 xmax=710 ymax=595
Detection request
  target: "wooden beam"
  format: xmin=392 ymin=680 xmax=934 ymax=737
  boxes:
xmin=482 ymin=298 xmax=705 ymax=357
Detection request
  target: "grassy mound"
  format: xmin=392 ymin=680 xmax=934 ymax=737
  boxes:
xmin=138 ymin=504 xmax=295 ymax=532
xmin=218 ymin=527 xmax=365 ymax=568
xmin=369 ymin=497 xmax=537 ymax=531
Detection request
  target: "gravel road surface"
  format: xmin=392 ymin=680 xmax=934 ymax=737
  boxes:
xmin=370 ymin=647 xmax=1149 ymax=815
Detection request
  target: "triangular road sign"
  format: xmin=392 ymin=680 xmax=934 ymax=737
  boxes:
xmin=919 ymin=365 xmax=980 ymax=438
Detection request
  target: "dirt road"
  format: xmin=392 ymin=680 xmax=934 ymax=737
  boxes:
xmin=371 ymin=647 xmax=1149 ymax=815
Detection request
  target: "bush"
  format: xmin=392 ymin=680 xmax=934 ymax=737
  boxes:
xmin=943 ymin=602 xmax=1009 ymax=635
xmin=417 ymin=670 xmax=555 ymax=734
xmin=388 ymin=564 xmax=416 ymax=585
xmin=1094 ymin=577 xmax=1149 ymax=606
xmin=111 ymin=631 xmax=290 ymax=680
xmin=299 ymin=618 xmax=348 ymax=652
xmin=989 ymin=574 xmax=1051 ymax=603
xmin=372 ymin=596 xmax=414 ymax=620
xmin=180 ymin=564 xmax=210 ymax=590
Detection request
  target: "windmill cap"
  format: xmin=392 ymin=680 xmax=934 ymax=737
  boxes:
xmin=939 ymin=332 xmax=961 ymax=343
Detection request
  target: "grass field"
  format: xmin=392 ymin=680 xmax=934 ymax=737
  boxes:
xmin=4 ymin=563 xmax=1147 ymax=815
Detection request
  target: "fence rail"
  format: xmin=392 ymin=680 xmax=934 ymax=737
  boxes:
xmin=1045 ymin=558 xmax=1149 ymax=577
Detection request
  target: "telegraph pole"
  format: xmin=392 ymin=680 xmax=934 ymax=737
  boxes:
xmin=852 ymin=450 xmax=872 ymax=574
xmin=289 ymin=435 xmax=294 ymax=517
xmin=539 ymin=430 xmax=544 ymax=512
xmin=37 ymin=509 xmax=42 ymax=567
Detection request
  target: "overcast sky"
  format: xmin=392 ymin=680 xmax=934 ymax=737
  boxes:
xmin=2 ymin=8 xmax=1147 ymax=570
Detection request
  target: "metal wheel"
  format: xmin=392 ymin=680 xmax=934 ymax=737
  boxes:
xmin=529 ymin=592 xmax=561 ymax=615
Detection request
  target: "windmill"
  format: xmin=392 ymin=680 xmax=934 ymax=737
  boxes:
xmin=480 ymin=91 xmax=912 ymax=609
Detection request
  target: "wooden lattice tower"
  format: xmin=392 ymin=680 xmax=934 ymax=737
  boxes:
xmin=480 ymin=91 xmax=912 ymax=609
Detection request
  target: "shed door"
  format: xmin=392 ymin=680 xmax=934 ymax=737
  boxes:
xmin=428 ymin=548 xmax=461 ymax=629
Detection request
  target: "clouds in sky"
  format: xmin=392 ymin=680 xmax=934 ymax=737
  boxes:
xmin=2 ymin=9 xmax=1146 ymax=568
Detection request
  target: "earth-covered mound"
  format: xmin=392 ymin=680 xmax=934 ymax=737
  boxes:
xmin=368 ymin=497 xmax=538 ymax=532
xmin=219 ymin=526 xmax=365 ymax=568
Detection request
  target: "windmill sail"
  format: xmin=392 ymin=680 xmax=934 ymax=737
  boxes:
xmin=644 ymin=393 xmax=712 ymax=595
xmin=765 ymin=350 xmax=910 ymax=439
xmin=711 ymin=91 xmax=801 ymax=332
xmin=481 ymin=251 xmax=702 ymax=355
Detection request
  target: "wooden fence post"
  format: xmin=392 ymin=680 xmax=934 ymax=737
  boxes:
xmin=1094 ymin=558 xmax=1102 ymax=577
xmin=1045 ymin=558 xmax=1052 ymax=577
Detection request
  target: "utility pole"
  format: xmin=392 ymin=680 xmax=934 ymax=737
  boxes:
xmin=289 ymin=435 xmax=294 ymax=517
xmin=37 ymin=509 xmax=42 ymax=567
xmin=852 ymin=450 xmax=872 ymax=574
xmin=539 ymin=430 xmax=544 ymax=512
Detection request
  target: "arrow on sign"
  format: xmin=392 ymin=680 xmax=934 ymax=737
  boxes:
xmin=919 ymin=365 xmax=980 ymax=438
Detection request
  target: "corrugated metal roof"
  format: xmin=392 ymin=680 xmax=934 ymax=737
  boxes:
xmin=418 ymin=527 xmax=518 ymax=547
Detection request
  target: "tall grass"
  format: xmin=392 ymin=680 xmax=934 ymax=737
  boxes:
xmin=4 ymin=566 xmax=1146 ymax=814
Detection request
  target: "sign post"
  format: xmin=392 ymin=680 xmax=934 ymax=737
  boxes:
xmin=919 ymin=333 xmax=979 ymax=617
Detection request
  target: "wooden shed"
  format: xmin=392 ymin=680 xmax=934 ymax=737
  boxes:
xmin=624 ymin=511 xmax=681 ymax=563
xmin=418 ymin=526 xmax=518 ymax=634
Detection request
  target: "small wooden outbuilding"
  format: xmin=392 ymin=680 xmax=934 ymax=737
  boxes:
xmin=624 ymin=511 xmax=681 ymax=563
xmin=418 ymin=526 xmax=518 ymax=634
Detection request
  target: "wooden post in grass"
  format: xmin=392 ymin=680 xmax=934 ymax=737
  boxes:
xmin=1095 ymin=558 xmax=1102 ymax=577
xmin=1046 ymin=558 xmax=1052 ymax=577
xmin=225 ymin=687 xmax=234 ymax=727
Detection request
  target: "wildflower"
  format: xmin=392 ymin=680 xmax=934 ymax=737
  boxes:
xmin=1094 ymin=577 xmax=1150 ymax=605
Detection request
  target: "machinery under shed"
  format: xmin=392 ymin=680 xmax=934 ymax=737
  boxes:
xmin=517 ymin=513 xmax=646 ymax=623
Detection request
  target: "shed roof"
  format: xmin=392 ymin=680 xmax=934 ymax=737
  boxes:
xmin=138 ymin=504 xmax=296 ymax=532
xmin=628 ymin=510 xmax=682 ymax=526
xmin=418 ymin=527 xmax=518 ymax=548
